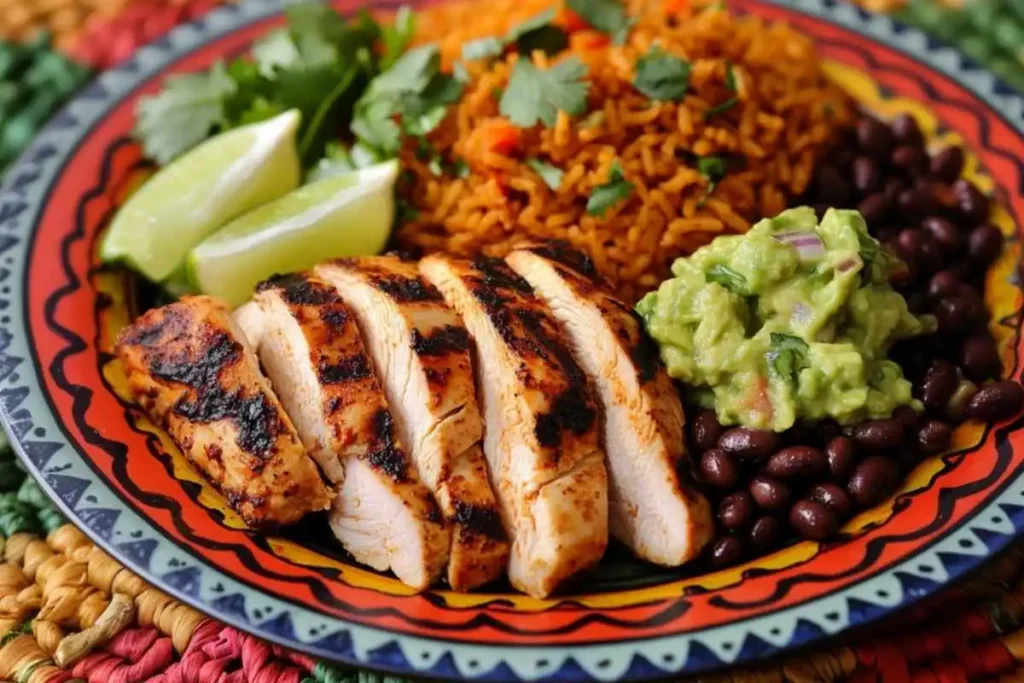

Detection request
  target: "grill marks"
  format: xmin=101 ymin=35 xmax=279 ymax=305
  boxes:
xmin=452 ymin=500 xmax=505 ymax=542
xmin=317 ymin=355 xmax=373 ymax=383
xmin=366 ymin=408 xmax=408 ymax=482
xmin=411 ymin=326 xmax=470 ymax=357
xmin=258 ymin=273 xmax=340 ymax=306
xmin=149 ymin=327 xmax=284 ymax=465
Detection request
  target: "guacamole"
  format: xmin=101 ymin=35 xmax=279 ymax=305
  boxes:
xmin=636 ymin=207 xmax=934 ymax=431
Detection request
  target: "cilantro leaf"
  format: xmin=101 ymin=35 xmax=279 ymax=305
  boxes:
xmin=381 ymin=6 xmax=416 ymax=70
xmin=587 ymin=160 xmax=633 ymax=216
xmin=696 ymin=155 xmax=729 ymax=196
xmin=134 ymin=62 xmax=237 ymax=165
xmin=508 ymin=10 xmax=568 ymax=56
xmin=724 ymin=62 xmax=737 ymax=91
xmin=705 ymin=96 xmax=737 ymax=119
xmin=252 ymin=29 xmax=301 ymax=76
xmin=633 ymin=45 xmax=690 ymax=101
xmin=461 ymin=37 xmax=504 ymax=62
xmin=767 ymin=332 xmax=809 ymax=383
xmin=526 ymin=158 xmax=564 ymax=190
xmin=500 ymin=57 xmax=589 ymax=127
xmin=567 ymin=0 xmax=630 ymax=40
xmin=705 ymin=264 xmax=747 ymax=294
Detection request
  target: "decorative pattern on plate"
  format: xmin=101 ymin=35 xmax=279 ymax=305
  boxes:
xmin=0 ymin=0 xmax=1023 ymax=680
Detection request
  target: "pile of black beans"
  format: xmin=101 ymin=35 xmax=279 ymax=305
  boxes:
xmin=693 ymin=112 xmax=1024 ymax=568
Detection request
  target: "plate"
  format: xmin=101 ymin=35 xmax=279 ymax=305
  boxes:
xmin=3 ymin=0 xmax=1024 ymax=680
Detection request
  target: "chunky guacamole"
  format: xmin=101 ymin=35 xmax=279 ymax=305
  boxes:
xmin=636 ymin=207 xmax=934 ymax=431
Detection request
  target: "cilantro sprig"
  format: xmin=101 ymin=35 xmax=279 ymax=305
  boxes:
xmin=133 ymin=2 xmax=416 ymax=166
xmin=527 ymin=159 xmax=564 ymax=190
xmin=567 ymin=0 xmax=634 ymax=45
xmin=500 ymin=57 xmax=590 ymax=128
xmin=460 ymin=10 xmax=569 ymax=64
xmin=767 ymin=333 xmax=809 ymax=383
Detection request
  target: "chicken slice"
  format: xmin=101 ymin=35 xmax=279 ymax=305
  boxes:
xmin=316 ymin=256 xmax=509 ymax=591
xmin=115 ymin=295 xmax=332 ymax=528
xmin=239 ymin=273 xmax=448 ymax=589
xmin=419 ymin=255 xmax=608 ymax=598
xmin=507 ymin=243 xmax=713 ymax=565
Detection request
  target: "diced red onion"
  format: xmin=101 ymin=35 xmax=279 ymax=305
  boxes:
xmin=773 ymin=231 xmax=825 ymax=261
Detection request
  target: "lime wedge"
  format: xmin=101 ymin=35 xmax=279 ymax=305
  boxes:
xmin=99 ymin=110 xmax=302 ymax=282
xmin=187 ymin=160 xmax=399 ymax=306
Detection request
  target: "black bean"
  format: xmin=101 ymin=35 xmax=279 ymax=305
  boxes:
xmin=847 ymin=456 xmax=901 ymax=507
xmin=935 ymin=295 xmax=984 ymax=335
xmin=789 ymin=500 xmax=839 ymax=541
xmin=718 ymin=491 xmax=755 ymax=531
xmin=699 ymin=448 xmax=740 ymax=489
xmin=718 ymin=428 xmax=778 ymax=459
xmin=852 ymin=156 xmax=881 ymax=194
xmin=964 ymin=381 xmax=1024 ymax=421
xmin=891 ymin=113 xmax=924 ymax=147
xmin=826 ymin=436 xmax=858 ymax=480
xmin=709 ymin=536 xmax=744 ymax=568
xmin=953 ymin=179 xmax=990 ymax=227
xmin=897 ymin=184 xmax=938 ymax=220
xmin=814 ymin=165 xmax=852 ymax=206
xmin=807 ymin=483 xmax=853 ymax=520
xmin=961 ymin=334 xmax=1001 ymax=381
xmin=891 ymin=145 xmax=929 ymax=178
xmin=749 ymin=475 xmax=791 ymax=511
xmin=968 ymin=224 xmax=1003 ymax=267
xmin=930 ymin=146 xmax=964 ymax=183
xmin=928 ymin=269 xmax=962 ymax=299
xmin=883 ymin=176 xmax=907 ymax=203
xmin=857 ymin=193 xmax=890 ymax=224
xmin=916 ymin=420 xmax=953 ymax=455
xmin=918 ymin=235 xmax=944 ymax=273
xmin=922 ymin=216 xmax=962 ymax=254
xmin=921 ymin=359 xmax=959 ymax=410
xmin=856 ymin=117 xmax=894 ymax=159
xmin=906 ymin=292 xmax=929 ymax=315
xmin=896 ymin=228 xmax=925 ymax=262
xmin=852 ymin=419 xmax=904 ymax=450
xmin=766 ymin=446 xmax=828 ymax=479
xmin=892 ymin=405 xmax=922 ymax=432
xmin=692 ymin=409 xmax=724 ymax=453
xmin=749 ymin=516 xmax=783 ymax=550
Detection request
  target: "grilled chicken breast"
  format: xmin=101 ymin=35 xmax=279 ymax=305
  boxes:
xmin=420 ymin=256 xmax=608 ymax=598
xmin=507 ymin=243 xmax=713 ymax=565
xmin=116 ymin=295 xmax=332 ymax=528
xmin=316 ymin=257 xmax=509 ymax=591
xmin=238 ymin=273 xmax=448 ymax=589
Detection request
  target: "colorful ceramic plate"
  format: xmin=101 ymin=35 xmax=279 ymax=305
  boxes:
xmin=3 ymin=0 xmax=1024 ymax=680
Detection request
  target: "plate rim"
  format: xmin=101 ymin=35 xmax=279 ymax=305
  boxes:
xmin=3 ymin=0 xmax=1024 ymax=681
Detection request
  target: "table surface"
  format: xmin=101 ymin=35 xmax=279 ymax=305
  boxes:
xmin=1 ymin=1 xmax=1023 ymax=681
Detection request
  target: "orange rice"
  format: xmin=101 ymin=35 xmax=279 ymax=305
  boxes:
xmin=397 ymin=0 xmax=853 ymax=303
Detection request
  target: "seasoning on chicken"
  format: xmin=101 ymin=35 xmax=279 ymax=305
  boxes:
xmin=507 ymin=243 xmax=714 ymax=566
xmin=316 ymin=256 xmax=509 ymax=591
xmin=115 ymin=295 xmax=332 ymax=528
xmin=420 ymin=255 xmax=609 ymax=598
xmin=239 ymin=273 xmax=448 ymax=590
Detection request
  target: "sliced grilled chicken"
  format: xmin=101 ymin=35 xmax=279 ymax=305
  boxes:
xmin=116 ymin=295 xmax=332 ymax=528
xmin=316 ymin=256 xmax=509 ymax=591
xmin=420 ymin=255 xmax=608 ymax=598
xmin=239 ymin=273 xmax=449 ymax=589
xmin=507 ymin=243 xmax=713 ymax=565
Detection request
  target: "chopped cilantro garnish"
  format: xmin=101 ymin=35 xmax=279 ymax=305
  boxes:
xmin=453 ymin=61 xmax=471 ymax=83
xmin=452 ymin=159 xmax=471 ymax=178
xmin=381 ymin=6 xmax=416 ymax=70
xmin=526 ymin=159 xmax=564 ymax=190
xmin=500 ymin=57 xmax=589 ymax=128
xmin=587 ymin=160 xmax=634 ymax=216
xmin=633 ymin=45 xmax=690 ymax=101
xmin=705 ymin=264 xmax=747 ymax=294
xmin=428 ymin=156 xmax=444 ymax=176
xmin=461 ymin=37 xmax=504 ymax=62
xmin=705 ymin=96 xmax=737 ymax=119
xmin=767 ymin=332 xmax=809 ymax=383
xmin=567 ymin=0 xmax=633 ymax=44
xmin=696 ymin=155 xmax=729 ymax=196
xmin=724 ymin=62 xmax=737 ymax=91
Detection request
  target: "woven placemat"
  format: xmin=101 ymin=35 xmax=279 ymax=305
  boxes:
xmin=1 ymin=1 xmax=1023 ymax=681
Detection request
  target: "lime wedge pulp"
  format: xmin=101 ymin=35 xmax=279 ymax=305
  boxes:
xmin=99 ymin=109 xmax=302 ymax=282
xmin=187 ymin=160 xmax=400 ymax=306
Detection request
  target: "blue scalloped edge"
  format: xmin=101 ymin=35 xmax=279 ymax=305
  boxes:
xmin=0 ymin=1 xmax=1022 ymax=681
